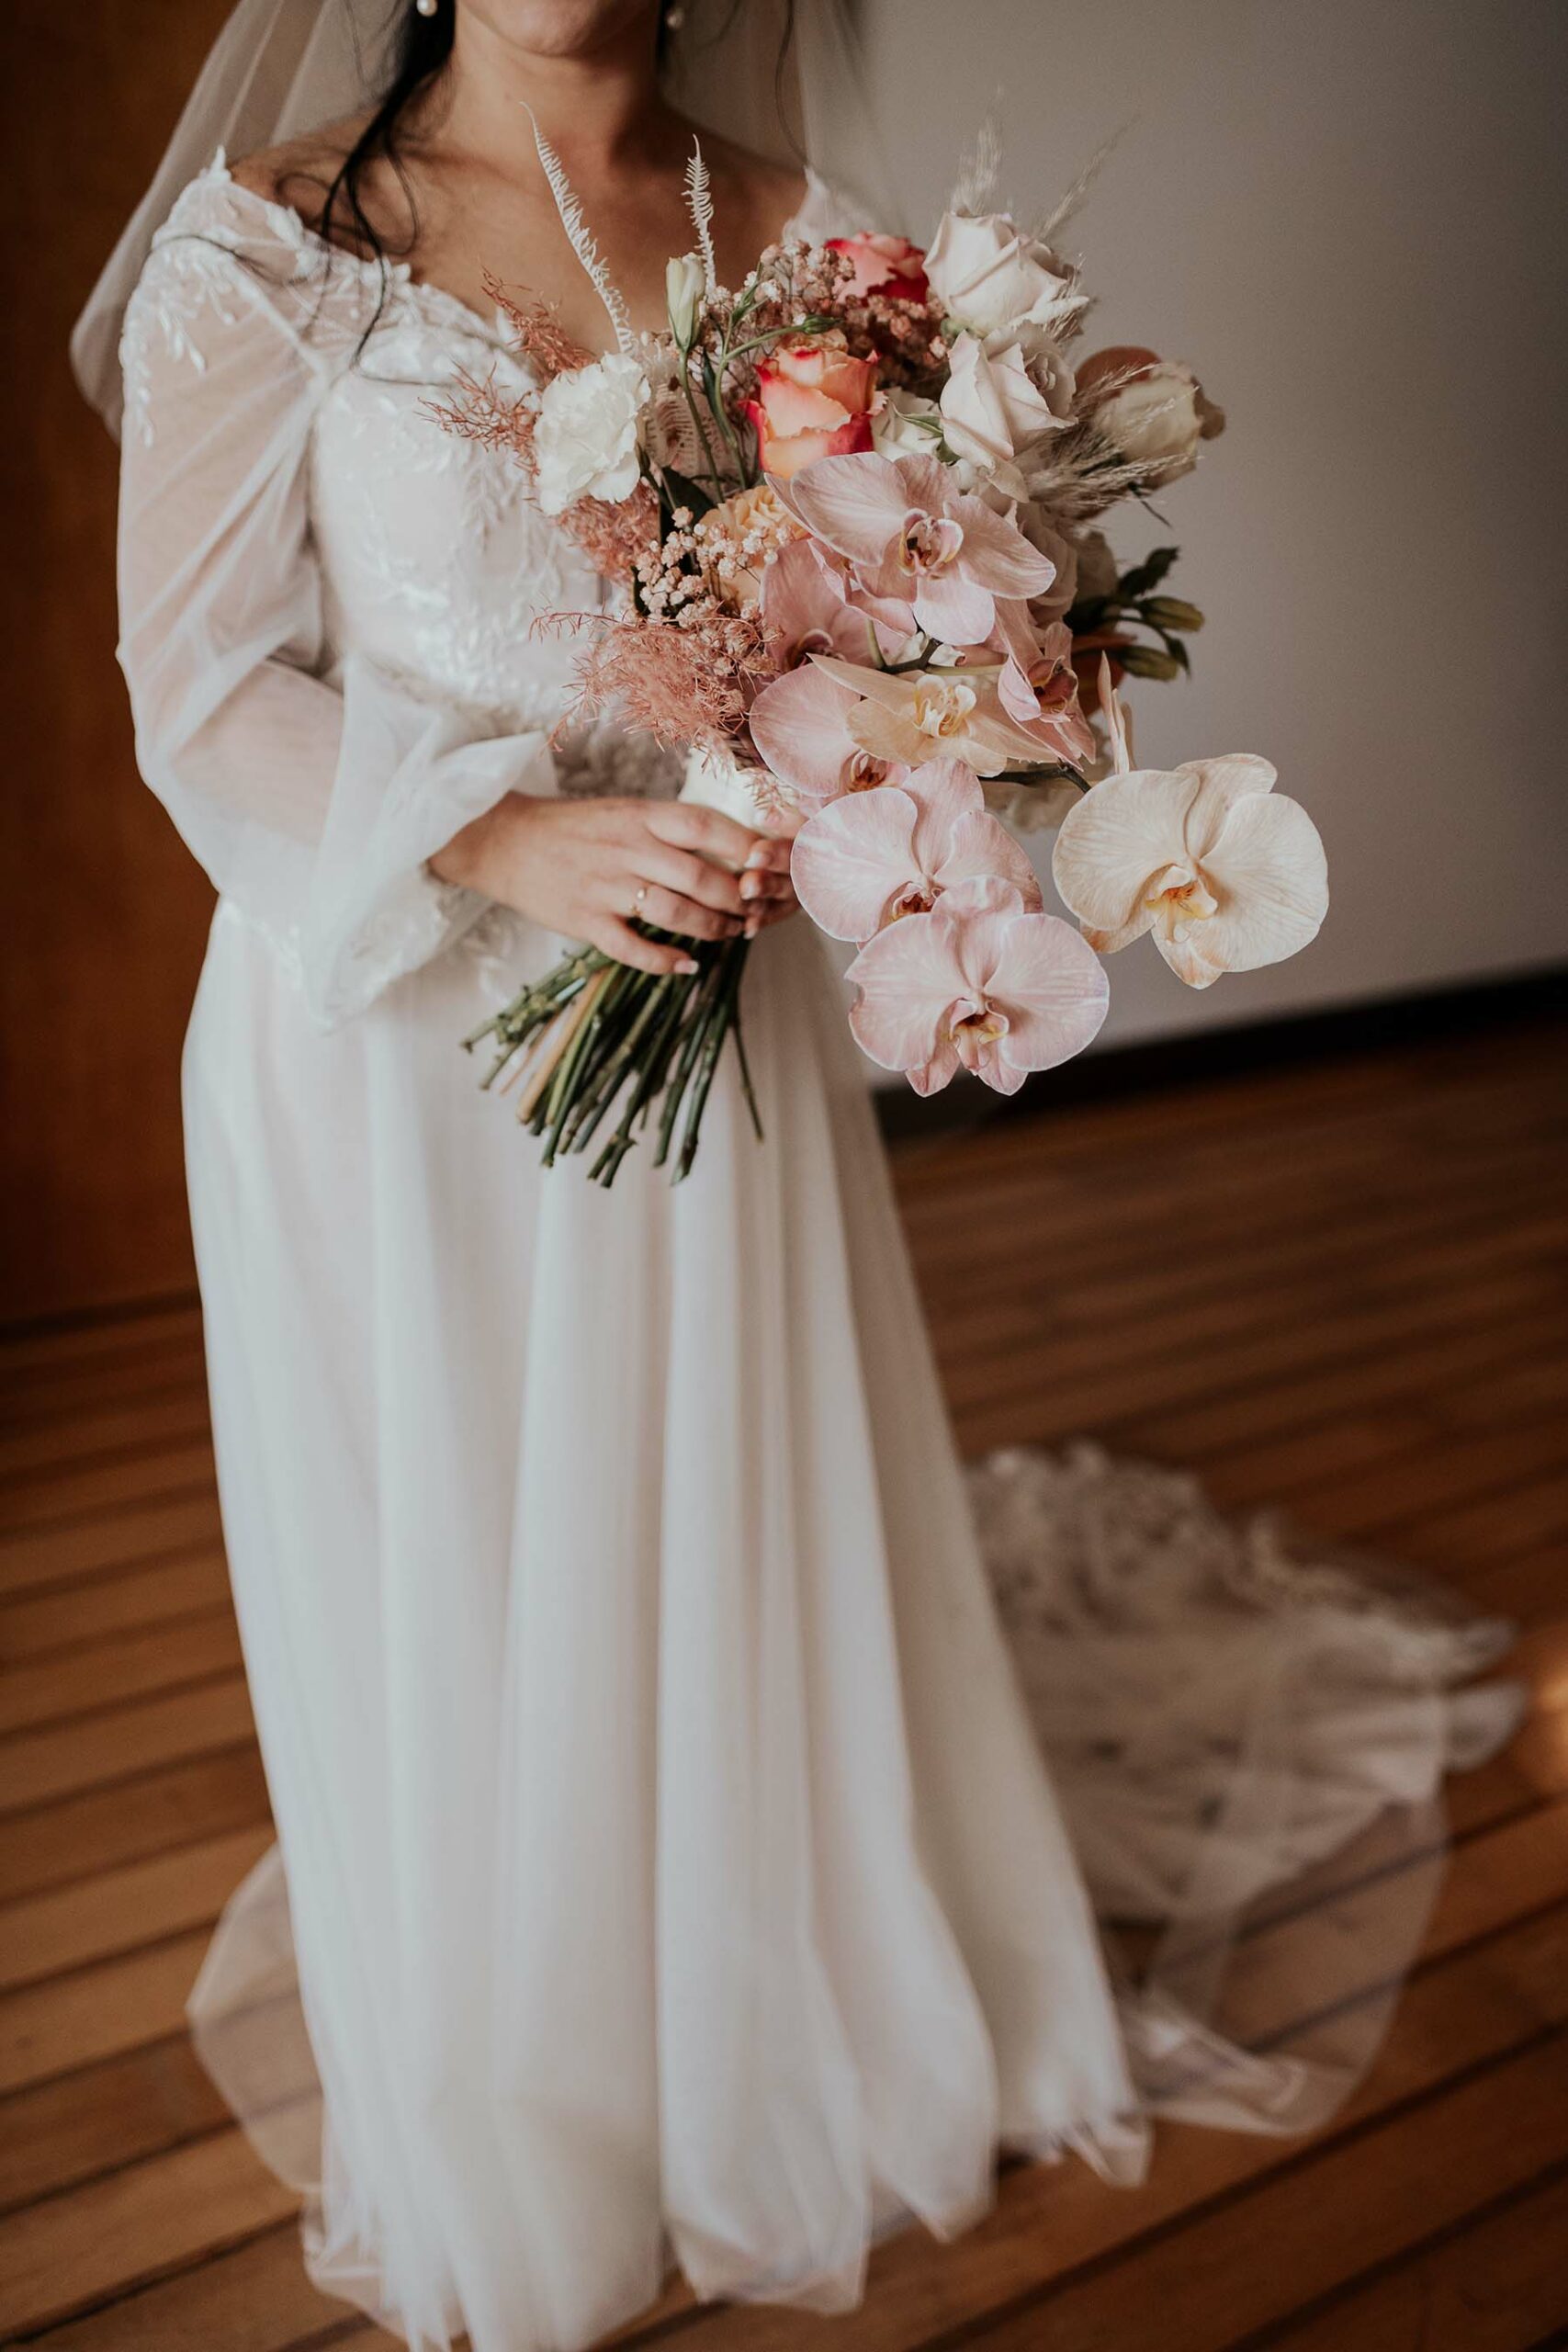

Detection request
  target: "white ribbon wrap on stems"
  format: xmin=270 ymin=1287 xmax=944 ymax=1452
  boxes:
xmin=679 ymin=742 xmax=786 ymax=840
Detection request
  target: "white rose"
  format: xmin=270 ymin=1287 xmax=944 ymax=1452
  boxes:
xmin=925 ymin=210 xmax=1080 ymax=338
xmin=870 ymin=387 xmax=947 ymax=460
xmin=940 ymin=332 xmax=1075 ymax=488
xmin=533 ymin=354 xmax=649 ymax=516
xmin=1078 ymin=352 xmax=1225 ymax=489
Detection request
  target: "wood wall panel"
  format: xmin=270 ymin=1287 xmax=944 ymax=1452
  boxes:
xmin=1 ymin=3 xmax=235 ymax=1322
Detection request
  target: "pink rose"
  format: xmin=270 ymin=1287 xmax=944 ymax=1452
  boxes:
xmin=825 ymin=232 xmax=930 ymax=302
xmin=746 ymin=341 xmax=880 ymax=481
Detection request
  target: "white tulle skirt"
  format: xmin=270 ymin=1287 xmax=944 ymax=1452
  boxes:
xmin=183 ymin=900 xmax=1519 ymax=2352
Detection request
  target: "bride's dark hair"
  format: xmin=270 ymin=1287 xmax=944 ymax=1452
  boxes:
xmin=318 ymin=0 xmax=794 ymax=300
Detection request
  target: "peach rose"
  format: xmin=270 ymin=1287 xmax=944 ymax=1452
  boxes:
xmin=746 ymin=340 xmax=880 ymax=481
xmin=825 ymin=232 xmax=930 ymax=302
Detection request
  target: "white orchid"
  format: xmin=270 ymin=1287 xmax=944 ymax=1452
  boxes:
xmin=1052 ymin=670 xmax=1327 ymax=988
xmin=533 ymin=353 xmax=649 ymax=516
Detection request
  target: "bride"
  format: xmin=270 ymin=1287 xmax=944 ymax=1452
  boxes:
xmin=74 ymin=2 xmax=1519 ymax=2346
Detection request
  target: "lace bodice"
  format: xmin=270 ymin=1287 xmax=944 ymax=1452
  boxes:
xmin=115 ymin=156 xmax=843 ymax=1023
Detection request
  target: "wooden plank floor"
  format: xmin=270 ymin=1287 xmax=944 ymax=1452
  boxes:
xmin=3 ymin=1016 xmax=1566 ymax=2351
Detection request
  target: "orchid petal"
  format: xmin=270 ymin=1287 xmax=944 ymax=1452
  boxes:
xmin=1177 ymin=755 xmax=1279 ymax=864
xmin=949 ymin=494 xmax=1058 ymax=598
xmin=997 ymin=656 xmax=1042 ymax=729
xmin=986 ymin=911 xmax=1111 ymax=1071
xmin=788 ymin=452 xmax=912 ymax=565
xmin=759 ymin=538 xmax=846 ymax=657
xmin=1187 ymin=791 xmax=1328 ymax=972
xmin=789 ymin=786 xmax=920 ymax=941
xmin=846 ymin=908 xmax=969 ymax=1074
xmin=935 ymin=808 xmax=1043 ymax=908
xmin=886 ymin=451 xmax=953 ymax=514
xmin=913 ymin=568 xmax=997 ymax=648
xmin=1052 ymin=766 xmax=1204 ymax=932
xmin=749 ymin=665 xmax=863 ymax=806
xmin=901 ymin=756 xmax=985 ymax=865
xmin=848 ymin=701 xmax=937 ymax=770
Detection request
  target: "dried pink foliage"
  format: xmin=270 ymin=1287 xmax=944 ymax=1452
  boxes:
xmin=559 ymin=480 xmax=660 ymax=583
xmin=426 ymin=368 xmax=537 ymax=465
xmin=483 ymin=275 xmax=594 ymax=381
xmin=567 ymin=607 xmax=777 ymax=756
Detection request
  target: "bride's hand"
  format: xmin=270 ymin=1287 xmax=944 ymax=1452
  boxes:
xmin=431 ymin=793 xmax=800 ymax=976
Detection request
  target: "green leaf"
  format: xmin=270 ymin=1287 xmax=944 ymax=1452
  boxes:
xmin=1117 ymin=546 xmax=1179 ymax=601
xmin=1116 ymin=643 xmax=1183 ymax=682
xmin=659 ymin=465 xmax=716 ymax=522
xmin=1140 ymin=595 xmax=1205 ymax=633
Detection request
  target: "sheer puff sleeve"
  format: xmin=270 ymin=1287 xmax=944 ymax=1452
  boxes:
xmin=116 ymin=170 xmax=555 ymax=1028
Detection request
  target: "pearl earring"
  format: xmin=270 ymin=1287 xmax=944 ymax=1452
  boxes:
xmin=664 ymin=4 xmax=686 ymax=26
xmin=415 ymin=0 xmax=438 ymax=17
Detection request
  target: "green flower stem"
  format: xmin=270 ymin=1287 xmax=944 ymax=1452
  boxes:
xmin=467 ymin=923 xmax=757 ymax=1186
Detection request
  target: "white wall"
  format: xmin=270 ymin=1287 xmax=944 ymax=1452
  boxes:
xmin=851 ymin=0 xmax=1568 ymax=1052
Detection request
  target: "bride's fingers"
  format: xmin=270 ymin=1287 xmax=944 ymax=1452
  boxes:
xmin=615 ymin=878 xmax=744 ymax=943
xmin=745 ymin=880 xmax=800 ymax=933
xmin=633 ymin=841 xmax=749 ymax=918
xmin=587 ymin=916 xmax=699 ymax=976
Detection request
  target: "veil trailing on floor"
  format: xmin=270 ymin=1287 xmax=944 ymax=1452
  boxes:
xmin=78 ymin=0 xmax=1524 ymax=2296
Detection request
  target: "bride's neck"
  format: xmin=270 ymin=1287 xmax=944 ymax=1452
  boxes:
xmin=429 ymin=11 xmax=679 ymax=185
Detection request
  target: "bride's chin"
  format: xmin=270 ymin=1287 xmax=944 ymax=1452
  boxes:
xmin=461 ymin=0 xmax=661 ymax=63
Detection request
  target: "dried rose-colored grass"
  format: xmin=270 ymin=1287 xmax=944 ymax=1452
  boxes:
xmin=567 ymin=609 xmax=776 ymax=755
xmin=560 ymin=480 xmax=660 ymax=582
xmin=483 ymin=274 xmax=596 ymax=380
xmin=426 ymin=369 xmax=537 ymax=465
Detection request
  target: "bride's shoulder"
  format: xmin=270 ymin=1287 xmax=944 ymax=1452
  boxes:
xmin=225 ymin=114 xmax=409 ymax=254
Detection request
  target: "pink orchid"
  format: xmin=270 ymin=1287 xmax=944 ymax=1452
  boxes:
xmin=758 ymin=537 xmax=912 ymax=669
xmin=789 ymin=758 xmax=1042 ymax=942
xmin=807 ymin=653 xmax=1063 ymax=777
xmin=991 ymin=607 xmax=1097 ymax=767
xmin=847 ymin=876 xmax=1110 ymax=1095
xmin=787 ymin=451 xmax=1055 ymax=647
xmin=748 ymin=662 xmax=897 ymax=808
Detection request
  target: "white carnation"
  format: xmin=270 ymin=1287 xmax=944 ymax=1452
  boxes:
xmin=533 ymin=355 xmax=649 ymax=517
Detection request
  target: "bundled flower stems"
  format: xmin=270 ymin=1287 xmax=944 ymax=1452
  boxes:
xmin=441 ymin=135 xmax=1327 ymax=1183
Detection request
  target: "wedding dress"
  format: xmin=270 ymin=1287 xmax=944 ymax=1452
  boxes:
xmin=112 ymin=153 xmax=1519 ymax=2352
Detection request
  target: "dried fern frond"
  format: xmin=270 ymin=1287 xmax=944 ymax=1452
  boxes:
xmin=684 ymin=141 xmax=718 ymax=298
xmin=526 ymin=110 xmax=636 ymax=356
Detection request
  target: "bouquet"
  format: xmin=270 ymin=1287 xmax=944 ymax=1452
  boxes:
xmin=438 ymin=137 xmax=1327 ymax=1184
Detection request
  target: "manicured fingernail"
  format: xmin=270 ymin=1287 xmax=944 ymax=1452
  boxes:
xmin=744 ymin=844 xmax=772 ymax=869
xmin=740 ymin=874 xmax=762 ymax=899
xmin=744 ymin=917 xmax=761 ymax=938
xmin=676 ymin=956 xmax=699 ymax=975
